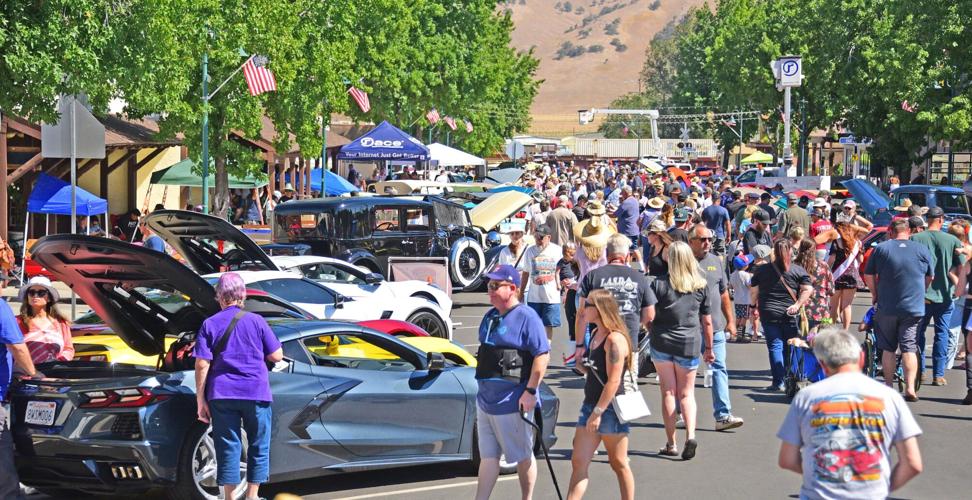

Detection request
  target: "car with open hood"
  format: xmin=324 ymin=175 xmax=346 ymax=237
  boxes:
xmin=271 ymin=191 xmax=531 ymax=289
xmin=10 ymin=235 xmax=558 ymax=499
xmin=145 ymin=210 xmax=454 ymax=338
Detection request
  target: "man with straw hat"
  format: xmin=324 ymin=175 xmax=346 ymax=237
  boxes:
xmin=573 ymin=200 xmax=616 ymax=286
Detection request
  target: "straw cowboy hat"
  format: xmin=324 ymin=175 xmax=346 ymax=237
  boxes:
xmin=586 ymin=200 xmax=607 ymax=217
xmin=647 ymin=197 xmax=666 ymax=209
xmin=574 ymin=201 xmax=616 ymax=261
xmin=893 ymin=198 xmax=926 ymax=213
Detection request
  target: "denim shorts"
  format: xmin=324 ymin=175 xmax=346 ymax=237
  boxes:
xmin=651 ymin=350 xmax=701 ymax=370
xmin=528 ymin=302 xmax=562 ymax=327
xmin=577 ymin=402 xmax=630 ymax=435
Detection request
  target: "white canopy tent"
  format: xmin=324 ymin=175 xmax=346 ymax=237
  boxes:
xmin=428 ymin=143 xmax=486 ymax=167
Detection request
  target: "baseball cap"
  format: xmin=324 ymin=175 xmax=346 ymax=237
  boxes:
xmin=843 ymin=199 xmax=857 ymax=209
xmin=926 ymin=206 xmax=945 ymax=218
xmin=752 ymin=209 xmax=770 ymax=223
xmin=747 ymin=192 xmax=760 ymax=199
xmin=732 ymin=254 xmax=755 ymax=270
xmin=485 ymin=264 xmax=521 ymax=288
xmin=534 ymin=224 xmax=552 ymax=237
xmin=752 ymin=244 xmax=772 ymax=260
xmin=674 ymin=207 xmax=692 ymax=222
xmin=908 ymin=215 xmax=927 ymax=229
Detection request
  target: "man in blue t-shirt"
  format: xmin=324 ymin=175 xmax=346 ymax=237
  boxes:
xmin=475 ymin=265 xmax=550 ymax=500
xmin=701 ymin=195 xmax=731 ymax=256
xmin=2 ymin=301 xmax=37 ymax=498
xmin=863 ymin=219 xmax=933 ymax=401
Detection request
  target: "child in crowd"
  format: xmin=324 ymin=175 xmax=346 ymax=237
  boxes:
xmin=730 ymin=253 xmax=757 ymax=342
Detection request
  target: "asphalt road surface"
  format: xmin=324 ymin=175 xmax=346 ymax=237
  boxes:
xmin=15 ymin=287 xmax=971 ymax=500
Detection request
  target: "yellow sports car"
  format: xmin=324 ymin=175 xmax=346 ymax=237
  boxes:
xmin=308 ymin=333 xmax=476 ymax=368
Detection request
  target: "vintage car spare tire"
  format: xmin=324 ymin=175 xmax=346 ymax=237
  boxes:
xmin=449 ymin=237 xmax=485 ymax=288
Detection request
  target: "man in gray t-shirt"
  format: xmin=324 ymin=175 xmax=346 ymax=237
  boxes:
xmin=689 ymin=224 xmax=743 ymax=431
xmin=778 ymin=328 xmax=923 ymax=500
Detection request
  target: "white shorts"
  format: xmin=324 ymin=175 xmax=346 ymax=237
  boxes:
xmin=476 ymin=406 xmax=535 ymax=464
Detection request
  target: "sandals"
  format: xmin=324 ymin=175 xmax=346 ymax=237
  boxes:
xmin=658 ymin=443 xmax=678 ymax=456
xmin=682 ymin=439 xmax=698 ymax=460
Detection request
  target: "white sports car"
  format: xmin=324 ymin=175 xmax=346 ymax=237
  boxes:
xmin=144 ymin=210 xmax=454 ymax=339
xmin=269 ymin=255 xmax=453 ymax=313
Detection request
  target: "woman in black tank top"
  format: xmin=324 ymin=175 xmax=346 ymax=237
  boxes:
xmin=568 ymin=289 xmax=635 ymax=500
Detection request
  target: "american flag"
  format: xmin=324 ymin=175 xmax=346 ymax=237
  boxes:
xmin=464 ymin=119 xmax=473 ymax=133
xmin=242 ymin=57 xmax=277 ymax=96
xmin=348 ymin=86 xmax=371 ymax=113
xmin=443 ymin=116 xmax=457 ymax=131
xmin=426 ymin=109 xmax=440 ymax=124
xmin=901 ymin=100 xmax=916 ymax=113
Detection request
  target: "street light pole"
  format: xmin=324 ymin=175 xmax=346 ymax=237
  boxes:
xmin=201 ymin=52 xmax=210 ymax=213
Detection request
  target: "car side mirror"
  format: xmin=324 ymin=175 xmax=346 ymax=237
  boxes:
xmin=363 ymin=272 xmax=383 ymax=284
xmin=427 ymin=352 xmax=446 ymax=372
xmin=334 ymin=294 xmax=345 ymax=309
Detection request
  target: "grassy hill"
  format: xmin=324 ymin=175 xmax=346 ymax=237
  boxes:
xmin=501 ymin=0 xmax=706 ymax=136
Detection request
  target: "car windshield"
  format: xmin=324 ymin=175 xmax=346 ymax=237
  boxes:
xmin=299 ymin=262 xmax=366 ymax=285
xmin=274 ymin=206 xmax=369 ymax=241
xmin=937 ymin=192 xmax=968 ymax=214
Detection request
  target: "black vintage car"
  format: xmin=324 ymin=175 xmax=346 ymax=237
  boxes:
xmin=272 ymin=192 xmax=530 ymax=289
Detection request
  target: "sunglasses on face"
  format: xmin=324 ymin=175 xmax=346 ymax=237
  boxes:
xmin=693 ymin=237 xmax=714 ymax=242
xmin=487 ymin=281 xmax=513 ymax=291
xmin=27 ymin=289 xmax=49 ymax=298
xmin=843 ymin=207 xmax=853 ymax=212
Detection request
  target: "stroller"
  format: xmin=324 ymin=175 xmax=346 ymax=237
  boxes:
xmin=783 ymin=328 xmax=826 ymax=401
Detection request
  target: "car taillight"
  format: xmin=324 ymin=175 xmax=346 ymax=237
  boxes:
xmin=76 ymin=355 xmax=108 ymax=362
xmin=79 ymin=388 xmax=168 ymax=408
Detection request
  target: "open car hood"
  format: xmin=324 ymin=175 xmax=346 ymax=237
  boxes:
xmin=468 ymin=191 xmax=533 ymax=231
xmin=145 ymin=210 xmax=279 ymax=275
xmin=841 ymin=179 xmax=892 ymax=226
xmin=31 ymin=235 xmax=221 ymax=356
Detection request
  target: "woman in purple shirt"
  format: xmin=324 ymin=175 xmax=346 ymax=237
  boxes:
xmin=194 ymin=273 xmax=283 ymax=500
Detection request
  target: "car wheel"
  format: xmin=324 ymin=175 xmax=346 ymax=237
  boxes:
xmin=407 ymin=309 xmax=448 ymax=339
xmin=449 ymin=238 xmax=485 ymax=288
xmin=170 ymin=423 xmax=248 ymax=500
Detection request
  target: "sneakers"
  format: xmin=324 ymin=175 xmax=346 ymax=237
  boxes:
xmin=767 ymin=384 xmax=785 ymax=392
xmin=675 ymin=415 xmax=685 ymax=429
xmin=962 ymin=390 xmax=972 ymax=406
xmin=715 ymin=415 xmax=744 ymax=431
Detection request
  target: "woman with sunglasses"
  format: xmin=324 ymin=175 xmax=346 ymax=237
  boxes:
xmin=16 ymin=276 xmax=74 ymax=364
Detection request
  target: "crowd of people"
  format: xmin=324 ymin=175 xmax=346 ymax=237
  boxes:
xmin=471 ymin=159 xmax=965 ymax=499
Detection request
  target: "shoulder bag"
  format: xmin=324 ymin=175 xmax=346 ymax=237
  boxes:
xmin=771 ymin=264 xmax=810 ymax=336
xmin=588 ymin=331 xmax=651 ymax=423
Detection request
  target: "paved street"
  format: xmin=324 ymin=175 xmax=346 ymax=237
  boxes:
xmin=13 ymin=286 xmax=970 ymax=500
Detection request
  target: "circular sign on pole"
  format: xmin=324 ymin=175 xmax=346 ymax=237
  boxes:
xmin=778 ymin=56 xmax=802 ymax=87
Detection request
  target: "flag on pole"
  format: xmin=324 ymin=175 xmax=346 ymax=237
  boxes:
xmin=464 ymin=119 xmax=473 ymax=133
xmin=426 ymin=109 xmax=440 ymax=124
xmin=242 ymin=57 xmax=277 ymax=96
xmin=901 ymin=100 xmax=916 ymax=113
xmin=348 ymin=86 xmax=371 ymax=113
xmin=443 ymin=116 xmax=457 ymax=131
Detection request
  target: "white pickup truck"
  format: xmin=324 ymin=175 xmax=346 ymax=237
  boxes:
xmin=735 ymin=167 xmax=835 ymax=192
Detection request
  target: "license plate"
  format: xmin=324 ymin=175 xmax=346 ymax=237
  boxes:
xmin=25 ymin=401 xmax=57 ymax=426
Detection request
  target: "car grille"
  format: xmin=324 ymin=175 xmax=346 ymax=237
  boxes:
xmin=110 ymin=413 xmax=142 ymax=440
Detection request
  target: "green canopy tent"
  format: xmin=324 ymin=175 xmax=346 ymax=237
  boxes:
xmin=739 ymin=152 xmax=774 ymax=165
xmin=150 ymin=159 xmax=268 ymax=188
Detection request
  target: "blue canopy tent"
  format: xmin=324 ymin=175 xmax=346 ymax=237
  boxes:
xmin=277 ymin=168 xmax=358 ymax=196
xmin=22 ymin=173 xmax=110 ymax=282
xmin=337 ymin=121 xmax=429 ymax=161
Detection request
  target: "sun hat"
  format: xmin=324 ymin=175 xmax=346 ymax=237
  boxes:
xmin=499 ymin=219 xmax=527 ymax=234
xmin=812 ymin=198 xmax=828 ymax=208
xmin=573 ymin=210 xmax=617 ymax=255
xmin=19 ymin=276 xmax=60 ymax=303
xmin=485 ymin=264 xmax=521 ymax=288
xmin=647 ymin=219 xmax=668 ymax=233
xmin=647 ymin=197 xmax=666 ymax=209
xmin=586 ymin=200 xmax=607 ymax=216
xmin=284 ymin=183 xmax=295 ymax=192
xmin=894 ymin=199 xmax=915 ymax=212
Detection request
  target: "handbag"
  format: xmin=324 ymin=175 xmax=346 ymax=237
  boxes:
xmin=588 ymin=332 xmax=651 ymax=423
xmin=771 ymin=264 xmax=810 ymax=336
xmin=162 ymin=310 xmax=246 ymax=372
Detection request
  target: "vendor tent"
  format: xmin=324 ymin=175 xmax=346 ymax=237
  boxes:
xmin=427 ymin=143 xmax=485 ymax=167
xmin=27 ymin=173 xmax=108 ymax=215
xmin=338 ymin=121 xmax=429 ymax=161
xmin=150 ymin=159 xmax=268 ymax=188
xmin=739 ymin=152 xmax=774 ymax=165
xmin=310 ymin=168 xmax=358 ymax=196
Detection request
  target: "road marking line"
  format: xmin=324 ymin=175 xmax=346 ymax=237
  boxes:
xmin=336 ymin=476 xmax=515 ymax=499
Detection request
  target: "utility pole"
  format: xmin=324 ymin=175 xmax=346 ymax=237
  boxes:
xmin=201 ymin=52 xmax=209 ymax=213
xmin=798 ymin=97 xmax=807 ymax=176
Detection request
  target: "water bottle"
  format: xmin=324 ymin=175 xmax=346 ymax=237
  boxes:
xmin=703 ymin=363 xmax=713 ymax=388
